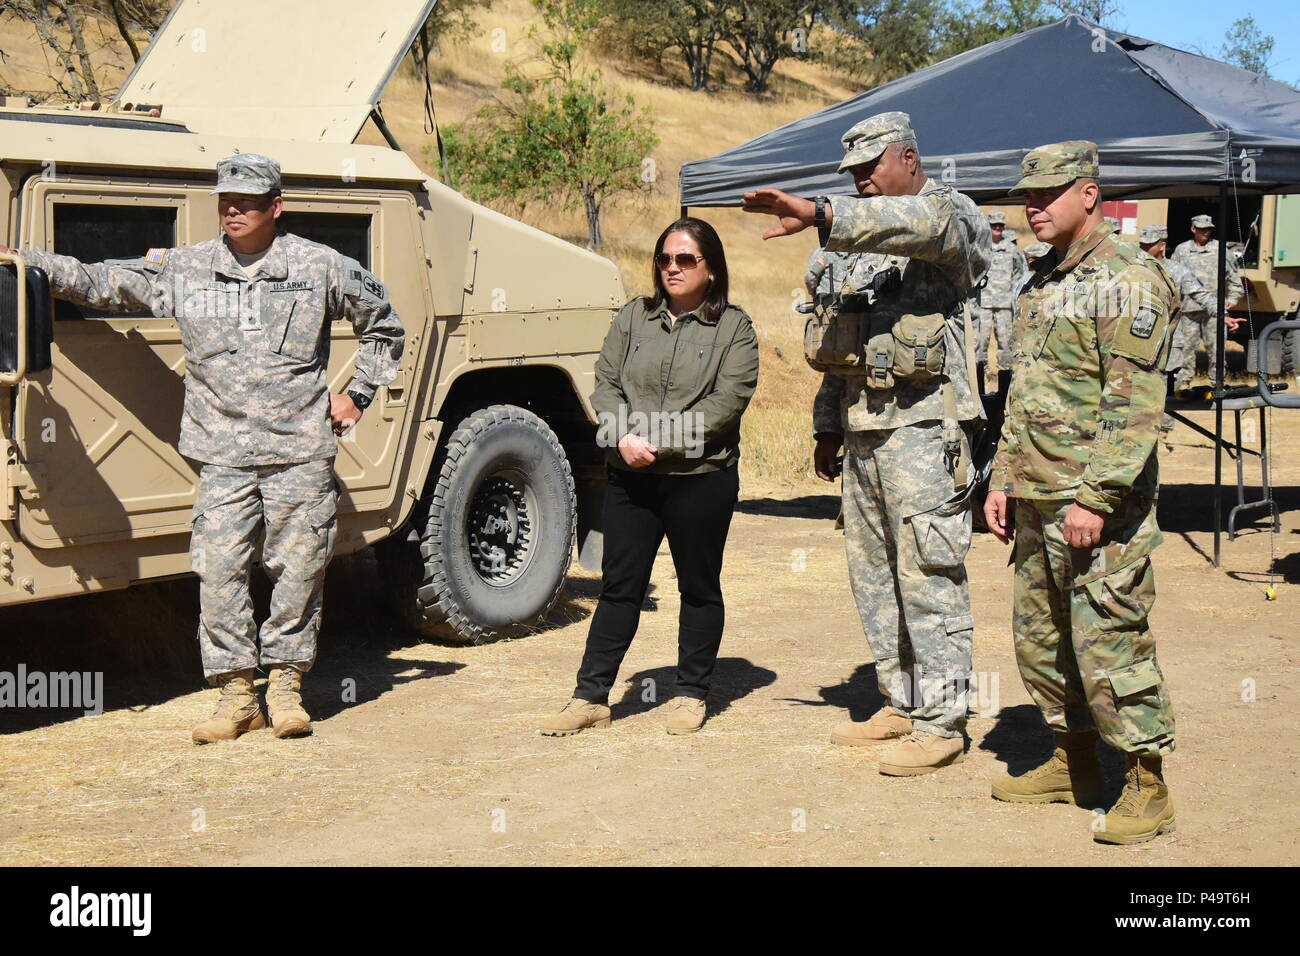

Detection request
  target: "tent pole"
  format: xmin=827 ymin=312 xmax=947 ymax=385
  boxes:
xmin=1213 ymin=178 xmax=1228 ymax=567
xmin=680 ymin=206 xmax=688 ymax=219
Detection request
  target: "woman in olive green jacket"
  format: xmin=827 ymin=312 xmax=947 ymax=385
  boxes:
xmin=539 ymin=218 xmax=759 ymax=736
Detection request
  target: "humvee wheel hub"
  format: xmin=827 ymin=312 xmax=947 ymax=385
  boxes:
xmin=468 ymin=473 xmax=534 ymax=584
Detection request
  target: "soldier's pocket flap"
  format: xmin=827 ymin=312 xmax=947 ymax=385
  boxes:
xmin=1107 ymin=658 xmax=1160 ymax=697
xmin=944 ymin=613 xmax=974 ymax=634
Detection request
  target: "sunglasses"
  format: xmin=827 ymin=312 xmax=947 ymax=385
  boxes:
xmin=655 ymin=253 xmax=706 ymax=269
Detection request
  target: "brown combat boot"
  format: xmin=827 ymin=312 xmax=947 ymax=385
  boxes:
xmin=1094 ymin=754 xmax=1175 ymax=845
xmin=831 ymin=705 xmax=912 ymax=746
xmin=991 ymin=730 xmax=1105 ymax=806
xmin=664 ymin=697 xmax=707 ymax=735
xmin=538 ymin=698 xmax=611 ymax=736
xmin=191 ymin=669 xmax=264 ymax=744
xmin=878 ymin=730 xmax=965 ymax=776
xmin=265 ymin=664 xmax=313 ymax=739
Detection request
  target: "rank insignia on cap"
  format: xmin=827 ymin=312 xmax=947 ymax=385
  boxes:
xmin=144 ymin=248 xmax=169 ymax=266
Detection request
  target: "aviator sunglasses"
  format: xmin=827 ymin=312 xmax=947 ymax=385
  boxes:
xmin=655 ymin=252 xmax=706 ymax=269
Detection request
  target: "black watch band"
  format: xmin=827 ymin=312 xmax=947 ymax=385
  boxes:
xmin=347 ymin=389 xmax=373 ymax=410
xmin=813 ymin=196 xmax=828 ymax=229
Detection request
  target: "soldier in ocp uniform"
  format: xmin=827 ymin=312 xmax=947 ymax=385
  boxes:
xmin=744 ymin=112 xmax=990 ymax=776
xmin=971 ymin=211 xmax=1027 ymax=392
xmin=1171 ymin=214 xmax=1245 ymax=379
xmin=1138 ymin=224 xmax=1214 ymax=431
xmin=3 ymin=154 xmax=405 ymax=743
xmin=984 ymin=142 xmax=1178 ymax=845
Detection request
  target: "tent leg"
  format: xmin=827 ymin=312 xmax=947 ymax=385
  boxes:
xmin=1213 ymin=179 xmax=1228 ymax=567
xmin=680 ymin=206 xmax=689 ymax=220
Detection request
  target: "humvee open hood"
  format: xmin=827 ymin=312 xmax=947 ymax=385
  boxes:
xmin=115 ymin=0 xmax=437 ymax=143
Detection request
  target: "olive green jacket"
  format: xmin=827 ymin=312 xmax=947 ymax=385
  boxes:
xmin=591 ymin=297 xmax=760 ymax=475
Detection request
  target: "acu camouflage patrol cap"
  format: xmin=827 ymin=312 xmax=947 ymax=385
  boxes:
xmin=986 ymin=211 xmax=1007 ymax=225
xmin=1025 ymin=241 xmax=1052 ymax=259
xmin=1139 ymin=224 xmax=1168 ymax=244
xmin=1010 ymin=140 xmax=1100 ymax=195
xmin=212 ymin=153 xmax=282 ymax=195
xmin=1191 ymin=214 xmax=1214 ymax=228
xmin=838 ymin=111 xmax=916 ymax=173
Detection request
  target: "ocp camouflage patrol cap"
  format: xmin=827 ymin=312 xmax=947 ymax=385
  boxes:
xmin=1191 ymin=214 xmax=1214 ymax=228
xmin=987 ymin=211 xmax=1007 ymax=225
xmin=1139 ymin=224 xmax=1168 ymax=244
xmin=1010 ymin=140 xmax=1100 ymax=195
xmin=838 ymin=112 xmax=916 ymax=173
xmin=1025 ymin=241 xmax=1052 ymax=259
xmin=212 ymin=153 xmax=282 ymax=195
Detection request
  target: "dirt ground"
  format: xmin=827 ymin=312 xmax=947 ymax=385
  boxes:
xmin=2 ymin=403 xmax=1298 ymax=867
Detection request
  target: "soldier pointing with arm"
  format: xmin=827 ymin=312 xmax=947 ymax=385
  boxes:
xmin=1 ymin=154 xmax=405 ymax=743
xmin=743 ymin=112 xmax=990 ymax=776
xmin=985 ymin=142 xmax=1178 ymax=845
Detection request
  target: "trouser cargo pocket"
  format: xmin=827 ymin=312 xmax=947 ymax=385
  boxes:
xmin=909 ymin=490 xmax=973 ymax=570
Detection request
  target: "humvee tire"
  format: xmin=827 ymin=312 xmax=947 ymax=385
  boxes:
xmin=378 ymin=404 xmax=576 ymax=644
xmin=1281 ymin=327 xmax=1300 ymax=377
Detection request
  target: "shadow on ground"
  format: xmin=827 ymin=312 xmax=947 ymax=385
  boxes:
xmin=776 ymin=663 xmax=884 ymax=722
xmin=610 ymin=657 xmax=777 ymax=722
xmin=979 ymin=704 xmax=1127 ymax=805
xmin=737 ymin=494 xmax=840 ymax=519
xmin=0 ymin=546 xmax=608 ymax=733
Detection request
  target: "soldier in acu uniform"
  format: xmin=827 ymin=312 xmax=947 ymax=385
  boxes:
xmin=1138 ymin=224 xmax=1214 ymax=432
xmin=1171 ymin=214 xmax=1245 ymax=380
xmin=4 ymin=154 xmax=405 ymax=743
xmin=984 ymin=142 xmax=1178 ymax=845
xmin=1024 ymin=241 xmax=1051 ymax=268
xmin=971 ymin=210 xmax=1027 ymax=391
xmin=743 ymin=112 xmax=990 ymax=776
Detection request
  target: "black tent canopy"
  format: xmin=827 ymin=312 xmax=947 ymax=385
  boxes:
xmin=679 ymin=14 xmax=1300 ymax=567
xmin=678 ymin=15 xmax=1300 ymax=206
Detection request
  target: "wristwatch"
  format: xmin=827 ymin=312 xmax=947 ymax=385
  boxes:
xmin=813 ymin=196 xmax=828 ymax=229
xmin=346 ymin=389 xmax=373 ymax=411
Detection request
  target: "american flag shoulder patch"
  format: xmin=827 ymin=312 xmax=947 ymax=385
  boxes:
xmin=144 ymin=248 xmax=169 ymax=266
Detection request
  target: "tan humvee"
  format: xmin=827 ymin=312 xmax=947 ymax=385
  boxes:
xmin=0 ymin=0 xmax=621 ymax=642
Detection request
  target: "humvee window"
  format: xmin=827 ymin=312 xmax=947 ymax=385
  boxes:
xmin=281 ymin=211 xmax=372 ymax=270
xmin=52 ymin=203 xmax=178 ymax=320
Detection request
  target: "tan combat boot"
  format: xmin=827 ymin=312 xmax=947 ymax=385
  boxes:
xmin=538 ymin=698 xmax=611 ymax=736
xmin=991 ymin=730 xmax=1105 ymax=806
xmin=265 ymin=664 xmax=313 ymax=739
xmin=831 ymin=705 xmax=912 ymax=746
xmin=1094 ymin=754 xmax=1175 ymax=845
xmin=878 ymin=730 xmax=965 ymax=776
xmin=191 ymin=669 xmax=264 ymax=744
xmin=664 ymin=697 xmax=707 ymax=735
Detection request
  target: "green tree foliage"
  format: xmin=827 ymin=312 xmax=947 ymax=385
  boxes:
xmin=442 ymin=0 xmax=658 ymax=250
xmin=822 ymin=0 xmax=942 ymax=85
xmin=1218 ymin=15 xmax=1274 ymax=78
xmin=596 ymin=0 xmax=726 ymax=91
xmin=933 ymin=0 xmax=1056 ymax=61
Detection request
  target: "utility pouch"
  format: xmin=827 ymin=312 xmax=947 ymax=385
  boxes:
xmin=803 ymin=307 xmax=866 ymax=373
xmin=891 ymin=312 xmax=947 ymax=381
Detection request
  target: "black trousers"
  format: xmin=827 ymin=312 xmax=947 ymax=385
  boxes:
xmin=573 ymin=464 xmax=739 ymax=704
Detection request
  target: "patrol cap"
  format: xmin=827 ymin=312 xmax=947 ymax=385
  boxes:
xmin=1138 ymin=224 xmax=1168 ymax=244
xmin=212 ymin=153 xmax=282 ymax=195
xmin=1191 ymin=214 xmax=1214 ymax=228
xmin=1010 ymin=140 xmax=1100 ymax=195
xmin=1004 ymin=227 xmax=1018 ymax=241
xmin=987 ymin=211 xmax=1007 ymax=225
xmin=838 ymin=112 xmax=916 ymax=173
xmin=1025 ymin=241 xmax=1052 ymax=259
